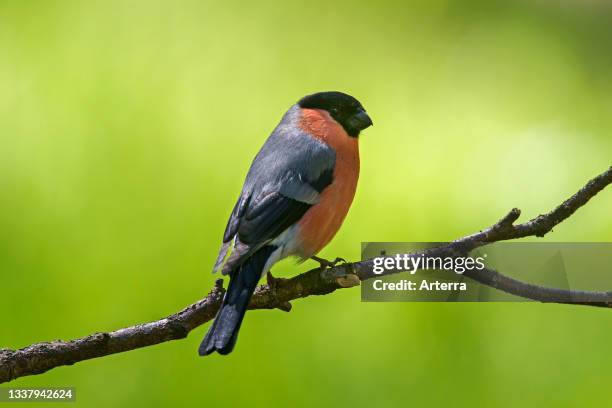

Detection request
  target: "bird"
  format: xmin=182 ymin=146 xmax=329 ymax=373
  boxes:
xmin=199 ymin=91 xmax=372 ymax=356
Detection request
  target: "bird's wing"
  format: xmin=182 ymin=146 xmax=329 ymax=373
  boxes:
xmin=212 ymin=131 xmax=335 ymax=274
xmin=213 ymin=168 xmax=333 ymax=274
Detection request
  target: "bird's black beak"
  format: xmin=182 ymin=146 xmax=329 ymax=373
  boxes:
xmin=348 ymin=109 xmax=373 ymax=132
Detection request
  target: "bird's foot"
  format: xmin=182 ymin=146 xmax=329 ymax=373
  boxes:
xmin=311 ymin=255 xmax=347 ymax=270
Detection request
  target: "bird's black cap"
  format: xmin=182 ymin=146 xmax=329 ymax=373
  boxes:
xmin=298 ymin=91 xmax=372 ymax=137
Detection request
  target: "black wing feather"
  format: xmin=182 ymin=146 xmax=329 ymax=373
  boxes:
xmin=310 ymin=168 xmax=333 ymax=193
xmin=221 ymin=167 xmax=334 ymax=247
xmin=238 ymin=192 xmax=311 ymax=245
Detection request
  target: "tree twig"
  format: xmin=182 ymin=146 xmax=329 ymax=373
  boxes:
xmin=1 ymin=166 xmax=611 ymax=383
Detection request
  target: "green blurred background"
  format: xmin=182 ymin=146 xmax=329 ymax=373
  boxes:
xmin=1 ymin=0 xmax=611 ymax=406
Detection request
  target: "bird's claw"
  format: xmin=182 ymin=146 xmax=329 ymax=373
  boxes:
xmin=311 ymin=255 xmax=347 ymax=269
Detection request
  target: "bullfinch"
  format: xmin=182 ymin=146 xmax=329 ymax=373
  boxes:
xmin=199 ymin=91 xmax=372 ymax=356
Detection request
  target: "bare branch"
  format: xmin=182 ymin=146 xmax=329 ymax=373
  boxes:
xmin=1 ymin=166 xmax=611 ymax=383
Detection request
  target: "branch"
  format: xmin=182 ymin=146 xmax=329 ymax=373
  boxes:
xmin=1 ymin=166 xmax=611 ymax=383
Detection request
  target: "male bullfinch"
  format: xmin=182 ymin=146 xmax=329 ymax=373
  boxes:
xmin=199 ymin=91 xmax=372 ymax=356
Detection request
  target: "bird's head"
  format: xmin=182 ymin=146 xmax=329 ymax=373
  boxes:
xmin=298 ymin=91 xmax=372 ymax=137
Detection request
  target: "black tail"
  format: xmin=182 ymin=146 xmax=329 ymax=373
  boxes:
xmin=199 ymin=246 xmax=275 ymax=356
